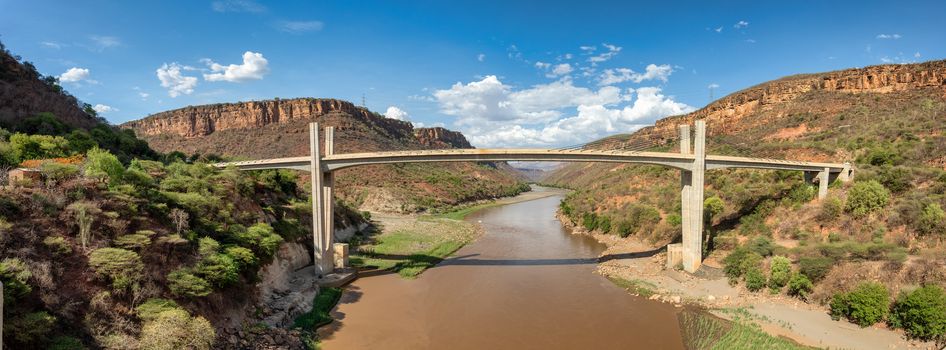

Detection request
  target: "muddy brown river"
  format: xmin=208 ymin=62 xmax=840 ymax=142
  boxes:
xmin=317 ymin=187 xmax=686 ymax=349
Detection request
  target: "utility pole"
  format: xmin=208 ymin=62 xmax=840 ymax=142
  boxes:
xmin=361 ymin=93 xmax=366 ymax=107
xmin=709 ymin=85 xmax=715 ymax=101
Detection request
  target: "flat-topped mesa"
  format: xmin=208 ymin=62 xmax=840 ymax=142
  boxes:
xmin=632 ymin=60 xmax=946 ymax=144
xmin=414 ymin=127 xmax=473 ymax=149
xmin=122 ymin=98 xmax=413 ymax=138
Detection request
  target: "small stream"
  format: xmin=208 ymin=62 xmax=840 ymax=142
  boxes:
xmin=317 ymin=187 xmax=685 ymax=349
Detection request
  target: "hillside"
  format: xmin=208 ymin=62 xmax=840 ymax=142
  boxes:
xmin=122 ymin=98 xmax=528 ymax=213
xmin=546 ymin=60 xmax=946 ymax=336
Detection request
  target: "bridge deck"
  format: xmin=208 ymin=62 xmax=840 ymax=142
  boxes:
xmin=213 ymin=148 xmax=848 ymax=174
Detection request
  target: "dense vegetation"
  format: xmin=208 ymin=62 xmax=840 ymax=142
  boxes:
xmin=549 ymin=75 xmax=946 ymax=339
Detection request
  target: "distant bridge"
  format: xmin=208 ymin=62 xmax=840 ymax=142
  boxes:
xmin=215 ymin=121 xmax=851 ymax=275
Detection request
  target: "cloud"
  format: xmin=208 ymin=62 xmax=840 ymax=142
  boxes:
xmin=745 ymin=39 xmax=756 ymax=43
xmin=588 ymin=43 xmax=621 ymax=65
xmin=876 ymin=34 xmax=902 ymax=39
xmin=914 ymin=52 xmax=921 ymax=58
xmin=212 ymin=0 xmax=265 ymax=12
xmin=202 ymin=51 xmax=269 ymax=82
xmin=40 ymin=41 xmax=63 ymax=49
xmin=714 ymin=27 xmax=723 ymax=33
xmin=384 ymin=106 xmax=409 ymax=121
xmin=734 ymin=20 xmax=749 ymax=29
xmin=535 ymin=61 xmax=551 ymax=70
xmin=92 ymin=104 xmax=117 ymax=113
xmin=89 ymin=35 xmax=120 ymax=51
xmin=707 ymin=83 xmax=720 ymax=89
xmin=156 ymin=63 xmax=198 ymax=97
xmin=477 ymin=53 xmax=486 ymax=62
xmin=59 ymin=67 xmax=91 ymax=83
xmin=598 ymin=64 xmax=673 ymax=85
xmin=580 ymin=45 xmax=596 ymax=52
xmin=276 ymin=20 xmax=324 ymax=33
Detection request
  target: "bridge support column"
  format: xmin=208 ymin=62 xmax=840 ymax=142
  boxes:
xmin=674 ymin=124 xmax=691 ymax=270
xmin=323 ymin=127 xmax=336 ymax=271
xmin=309 ymin=123 xmax=333 ymax=276
xmin=681 ymin=120 xmax=706 ymax=273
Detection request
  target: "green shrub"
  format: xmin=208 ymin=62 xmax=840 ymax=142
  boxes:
xmin=723 ymin=247 xmax=763 ymax=283
xmin=40 ymin=162 xmax=80 ymax=182
xmin=114 ymin=234 xmax=151 ymax=250
xmin=9 ymin=133 xmax=69 ymax=160
xmin=136 ymin=298 xmax=182 ymax=322
xmin=581 ymin=212 xmax=598 ymax=231
xmin=49 ymin=336 xmax=86 ymax=350
xmin=745 ymin=267 xmax=766 ymax=292
xmin=138 ymin=309 xmax=214 ymax=350
xmin=43 ymin=236 xmax=72 ymax=255
xmin=876 ymin=166 xmax=912 ymax=193
xmin=4 ymin=311 xmax=56 ymax=345
xmin=88 ymin=248 xmax=143 ymax=290
xmin=818 ymin=197 xmax=843 ymax=222
xmin=237 ymin=223 xmax=283 ymax=258
xmin=786 ymin=183 xmax=815 ymax=204
xmin=167 ymin=269 xmax=212 ymax=297
xmin=196 ymin=253 xmax=240 ymax=288
xmin=224 ymin=246 xmax=258 ymax=268
xmin=787 ymin=273 xmax=813 ymax=300
xmin=712 ymin=234 xmax=738 ymax=250
xmin=917 ymin=203 xmax=945 ymax=236
xmin=768 ymin=256 xmax=792 ymax=291
xmin=830 ymin=282 xmax=890 ymax=327
xmin=889 ymin=285 xmax=946 ymax=341
xmin=0 ymin=257 xmax=33 ymax=305
xmin=704 ymin=196 xmax=725 ymax=221
xmin=122 ymin=167 xmax=154 ymax=188
xmin=846 ymin=180 xmax=890 ymax=218
xmin=798 ymin=256 xmax=835 ymax=282
xmin=197 ymin=236 xmax=220 ymax=258
xmin=747 ymin=236 xmax=774 ymax=257
xmin=84 ymin=147 xmax=125 ymax=185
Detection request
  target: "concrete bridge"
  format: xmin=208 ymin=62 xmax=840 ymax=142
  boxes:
xmin=215 ymin=121 xmax=851 ymax=275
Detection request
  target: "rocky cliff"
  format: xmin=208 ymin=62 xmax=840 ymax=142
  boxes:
xmin=628 ymin=60 xmax=946 ymax=146
xmin=414 ymin=127 xmax=473 ymax=149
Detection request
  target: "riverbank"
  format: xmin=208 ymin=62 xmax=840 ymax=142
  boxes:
xmin=558 ymin=215 xmax=937 ymax=349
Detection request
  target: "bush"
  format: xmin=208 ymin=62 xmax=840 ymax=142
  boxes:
xmin=84 ymin=147 xmax=124 ymax=185
xmin=49 ymin=336 xmax=86 ymax=350
xmin=136 ymin=298 xmax=182 ymax=322
xmin=167 ymin=269 xmax=212 ymax=297
xmin=43 ymin=236 xmax=72 ymax=255
xmin=138 ymin=309 xmax=215 ymax=350
xmin=197 ymin=236 xmax=220 ymax=258
xmin=88 ymin=248 xmax=143 ymax=290
xmin=4 ymin=311 xmax=56 ymax=345
xmin=889 ymin=285 xmax=946 ymax=341
xmin=723 ymin=247 xmax=763 ymax=283
xmin=745 ymin=267 xmax=767 ymax=292
xmin=798 ymin=256 xmax=835 ymax=282
xmin=195 ymin=253 xmax=240 ymax=288
xmin=846 ymin=180 xmax=890 ymax=218
xmin=787 ymin=273 xmax=813 ymax=300
xmin=712 ymin=234 xmax=738 ymax=250
xmin=224 ymin=246 xmax=258 ymax=268
xmin=747 ymin=236 xmax=774 ymax=257
xmin=237 ymin=223 xmax=283 ymax=258
xmin=817 ymin=197 xmax=843 ymax=222
xmin=0 ymin=257 xmax=33 ymax=305
xmin=768 ymin=256 xmax=792 ymax=291
xmin=830 ymin=282 xmax=890 ymax=327
xmin=122 ymin=167 xmax=154 ymax=188
xmin=114 ymin=234 xmax=151 ymax=250
xmin=41 ymin=162 xmax=80 ymax=183
xmin=917 ymin=203 xmax=945 ymax=236
xmin=704 ymin=196 xmax=725 ymax=221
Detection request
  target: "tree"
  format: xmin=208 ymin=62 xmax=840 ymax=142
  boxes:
xmin=66 ymin=201 xmax=100 ymax=250
xmin=830 ymin=282 xmax=890 ymax=327
xmin=84 ymin=147 xmax=124 ymax=185
xmin=169 ymin=208 xmax=189 ymax=235
xmin=845 ymin=180 xmax=890 ymax=218
xmin=88 ymin=247 xmax=143 ymax=290
xmin=704 ymin=196 xmax=725 ymax=223
xmin=9 ymin=132 xmax=69 ymax=161
xmin=917 ymin=203 xmax=945 ymax=236
xmin=138 ymin=309 xmax=214 ymax=350
xmin=889 ymin=285 xmax=946 ymax=341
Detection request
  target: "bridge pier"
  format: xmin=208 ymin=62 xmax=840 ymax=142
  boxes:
xmin=310 ymin=123 xmax=335 ymax=276
xmin=680 ymin=120 xmax=707 ymax=273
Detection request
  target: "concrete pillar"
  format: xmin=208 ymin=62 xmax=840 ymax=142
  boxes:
xmin=333 ymin=243 xmax=349 ymax=268
xmin=309 ymin=123 xmax=331 ymax=276
xmin=679 ymin=124 xmax=691 ymax=155
xmin=665 ymin=243 xmax=683 ymax=269
xmin=818 ymin=167 xmax=829 ymax=200
xmin=683 ymin=120 xmax=706 ymax=273
xmin=840 ymin=162 xmax=852 ymax=182
xmin=675 ymin=124 xmax=693 ymax=270
xmin=322 ymin=126 xmax=336 ymax=273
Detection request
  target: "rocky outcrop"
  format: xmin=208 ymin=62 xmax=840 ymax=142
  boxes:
xmin=629 ymin=60 xmax=946 ymax=144
xmin=414 ymin=127 xmax=473 ymax=149
xmin=123 ymin=98 xmax=413 ymax=138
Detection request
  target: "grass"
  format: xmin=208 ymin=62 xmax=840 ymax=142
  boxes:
xmin=350 ymin=218 xmax=479 ymax=278
xmin=293 ymin=287 xmax=343 ymax=330
xmin=433 ymin=201 xmax=501 ymax=220
xmin=606 ymin=276 xmax=658 ymax=298
xmin=679 ymin=310 xmax=818 ymax=350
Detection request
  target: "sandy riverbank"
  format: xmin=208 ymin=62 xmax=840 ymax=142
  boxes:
xmin=559 ymin=217 xmax=937 ymax=350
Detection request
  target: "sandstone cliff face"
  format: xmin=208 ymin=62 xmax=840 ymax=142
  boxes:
xmin=414 ymin=127 xmax=472 ymax=149
xmin=631 ymin=60 xmax=946 ymax=144
xmin=123 ymin=98 xmax=412 ymax=139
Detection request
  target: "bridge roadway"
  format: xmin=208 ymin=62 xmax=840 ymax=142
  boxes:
xmin=214 ymin=148 xmax=849 ymax=175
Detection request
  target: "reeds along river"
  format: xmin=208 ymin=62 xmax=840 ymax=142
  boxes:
xmin=317 ymin=187 xmax=685 ymax=350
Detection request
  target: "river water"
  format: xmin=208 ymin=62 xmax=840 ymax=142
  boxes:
xmin=317 ymin=187 xmax=685 ymax=349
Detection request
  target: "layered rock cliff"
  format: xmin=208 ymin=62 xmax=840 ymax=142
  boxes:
xmin=414 ymin=127 xmax=473 ymax=149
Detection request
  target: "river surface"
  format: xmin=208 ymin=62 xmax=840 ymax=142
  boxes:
xmin=317 ymin=187 xmax=685 ymax=349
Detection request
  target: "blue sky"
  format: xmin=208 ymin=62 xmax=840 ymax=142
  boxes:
xmin=1 ymin=0 xmax=943 ymax=147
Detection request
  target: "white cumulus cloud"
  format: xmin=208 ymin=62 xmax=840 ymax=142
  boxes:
xmin=598 ymin=64 xmax=673 ymax=85
xmin=588 ymin=43 xmax=621 ymax=65
xmin=734 ymin=20 xmax=749 ymax=29
xmin=156 ymin=63 xmax=198 ymax=97
xmin=384 ymin=106 xmax=409 ymax=121
xmin=59 ymin=67 xmax=91 ymax=83
xmin=477 ymin=53 xmax=486 ymax=62
xmin=92 ymin=104 xmax=117 ymax=113
xmin=876 ymin=34 xmax=902 ymax=39
xmin=550 ymin=63 xmax=573 ymax=77
xmin=202 ymin=51 xmax=270 ymax=82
